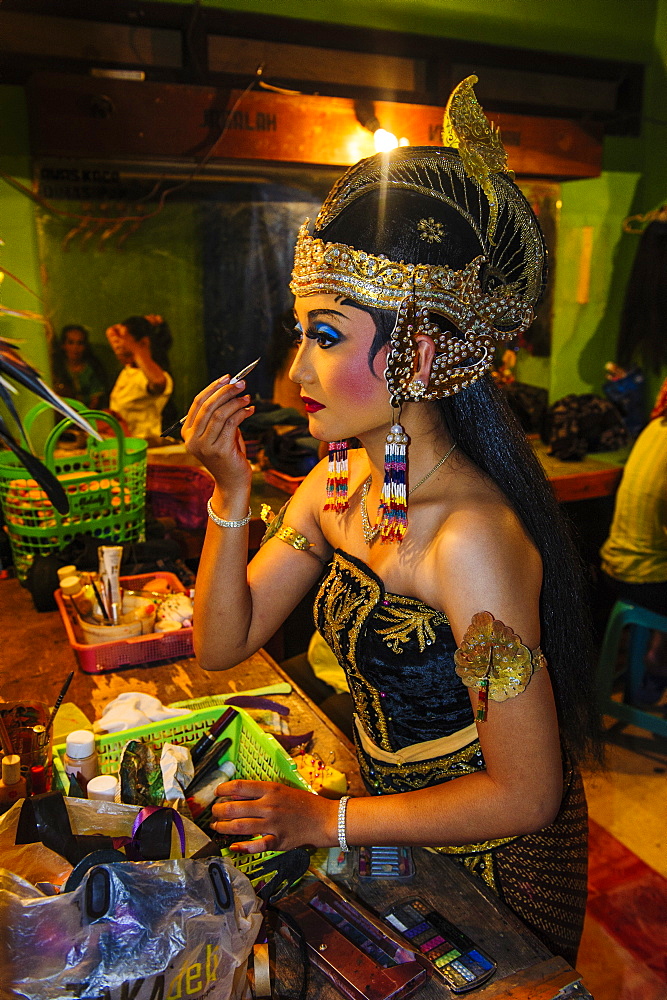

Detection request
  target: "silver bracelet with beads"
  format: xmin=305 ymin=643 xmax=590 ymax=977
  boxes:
xmin=207 ymin=498 xmax=252 ymax=528
xmin=337 ymin=795 xmax=351 ymax=852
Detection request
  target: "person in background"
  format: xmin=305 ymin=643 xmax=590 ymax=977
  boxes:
xmin=600 ymin=397 xmax=667 ymax=705
xmin=106 ymin=315 xmax=173 ymax=440
xmin=51 ymin=324 xmax=109 ymax=409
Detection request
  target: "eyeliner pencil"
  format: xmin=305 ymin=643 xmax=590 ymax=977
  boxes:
xmin=161 ymin=357 xmax=261 ymax=438
xmin=190 ymin=707 xmax=239 ymax=765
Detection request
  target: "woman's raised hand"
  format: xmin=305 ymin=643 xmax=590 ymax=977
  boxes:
xmin=209 ymin=779 xmax=338 ymax=855
xmin=182 ymin=375 xmax=255 ymax=491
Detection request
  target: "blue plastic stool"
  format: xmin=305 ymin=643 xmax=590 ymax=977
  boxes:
xmin=597 ymin=600 xmax=667 ymax=738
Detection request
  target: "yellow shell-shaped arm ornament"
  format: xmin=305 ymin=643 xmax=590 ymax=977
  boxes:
xmin=442 ymin=75 xmax=514 ymax=246
xmin=454 ymin=611 xmax=543 ymax=721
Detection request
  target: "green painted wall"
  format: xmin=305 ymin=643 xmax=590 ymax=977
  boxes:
xmin=549 ymin=172 xmax=641 ymax=402
xmin=0 ymin=86 xmax=50 ymax=427
xmin=34 ymin=200 xmax=206 ymax=419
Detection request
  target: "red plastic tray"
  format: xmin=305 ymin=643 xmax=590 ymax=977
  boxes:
xmin=55 ymin=571 xmax=194 ymax=673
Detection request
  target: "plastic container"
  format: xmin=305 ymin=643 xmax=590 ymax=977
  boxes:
xmin=64 ymin=730 xmax=98 ymax=794
xmin=87 ymin=774 xmax=119 ymax=801
xmin=0 ymin=755 xmax=27 ymax=810
xmin=51 ymin=705 xmax=312 ymax=879
xmin=54 ymin=571 xmax=194 ymax=673
xmin=0 ymin=403 xmax=146 ymax=582
xmin=60 ymin=576 xmax=94 ymax=617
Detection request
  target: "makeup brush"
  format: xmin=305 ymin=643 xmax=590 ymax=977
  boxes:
xmin=90 ymin=577 xmax=111 ymax=622
xmin=44 ymin=670 xmax=75 ymax=738
xmin=161 ymin=357 xmax=261 ymax=438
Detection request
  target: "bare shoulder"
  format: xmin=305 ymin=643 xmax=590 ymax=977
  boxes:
xmin=433 ymin=498 xmax=543 ymax=647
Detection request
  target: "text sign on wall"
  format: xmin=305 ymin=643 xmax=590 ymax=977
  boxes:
xmin=28 ymin=74 xmax=602 ymax=178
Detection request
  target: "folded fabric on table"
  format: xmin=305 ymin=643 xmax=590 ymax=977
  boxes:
xmin=93 ymin=692 xmax=190 ymax=734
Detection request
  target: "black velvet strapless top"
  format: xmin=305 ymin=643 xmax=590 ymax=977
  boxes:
xmin=313 ymin=550 xmax=475 ymax=755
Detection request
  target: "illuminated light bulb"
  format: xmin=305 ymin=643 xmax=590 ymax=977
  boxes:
xmin=374 ymin=128 xmax=399 ymax=152
xmin=398 ymin=137 xmax=410 ymax=146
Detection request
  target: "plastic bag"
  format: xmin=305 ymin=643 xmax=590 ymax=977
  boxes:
xmin=0 ymin=798 xmax=262 ymax=1000
xmin=0 ymin=856 xmax=261 ymax=1000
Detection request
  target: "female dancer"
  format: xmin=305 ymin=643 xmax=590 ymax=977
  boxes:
xmin=184 ymin=78 xmax=600 ymax=963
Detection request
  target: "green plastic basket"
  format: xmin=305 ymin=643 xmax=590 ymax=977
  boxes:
xmin=0 ymin=401 xmax=146 ymax=581
xmin=51 ymin=706 xmax=312 ymax=876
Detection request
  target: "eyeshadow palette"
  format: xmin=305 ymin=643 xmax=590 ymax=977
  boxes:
xmin=383 ymin=898 xmax=496 ymax=993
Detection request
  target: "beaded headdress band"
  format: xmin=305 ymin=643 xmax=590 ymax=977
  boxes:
xmin=290 ymin=75 xmax=547 ymax=402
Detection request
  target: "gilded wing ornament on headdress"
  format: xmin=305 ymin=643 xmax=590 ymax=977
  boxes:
xmin=442 ymin=75 xmax=513 ymax=245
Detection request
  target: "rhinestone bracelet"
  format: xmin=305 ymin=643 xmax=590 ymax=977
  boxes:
xmin=207 ymin=498 xmax=252 ymax=528
xmin=337 ymin=795 xmax=351 ymax=853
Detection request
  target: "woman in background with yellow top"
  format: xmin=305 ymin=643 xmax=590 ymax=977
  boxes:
xmin=106 ymin=315 xmax=173 ymax=440
xmin=600 ymin=409 xmax=667 ymax=703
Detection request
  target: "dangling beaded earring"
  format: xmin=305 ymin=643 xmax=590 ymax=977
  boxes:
xmin=379 ymin=403 xmax=409 ymax=543
xmin=324 ymin=440 xmax=349 ymax=511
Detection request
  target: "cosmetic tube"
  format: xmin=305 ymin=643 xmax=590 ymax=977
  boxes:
xmin=98 ymin=545 xmax=123 ymax=624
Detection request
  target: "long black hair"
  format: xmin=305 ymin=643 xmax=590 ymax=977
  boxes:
xmin=365 ymin=306 xmax=602 ymax=765
xmin=123 ymin=315 xmax=173 ymax=373
xmin=313 ymin=146 xmax=602 ymax=764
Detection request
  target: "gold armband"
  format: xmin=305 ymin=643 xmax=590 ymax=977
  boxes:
xmin=454 ymin=611 xmax=544 ymax=722
xmin=260 ymin=502 xmax=314 ymax=552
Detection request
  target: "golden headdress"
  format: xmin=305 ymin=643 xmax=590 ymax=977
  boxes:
xmin=290 ymin=76 xmax=546 ymax=402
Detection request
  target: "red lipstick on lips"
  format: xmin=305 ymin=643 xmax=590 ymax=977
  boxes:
xmin=302 ymin=396 xmax=325 ymax=413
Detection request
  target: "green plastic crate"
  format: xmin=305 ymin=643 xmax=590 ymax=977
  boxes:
xmin=52 ymin=706 xmax=312 ymax=876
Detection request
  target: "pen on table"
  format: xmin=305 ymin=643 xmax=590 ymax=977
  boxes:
xmin=190 ymin=707 xmax=239 ymax=765
xmin=184 ymin=737 xmax=233 ymax=797
xmin=44 ymin=670 xmax=75 ymax=738
xmin=161 ymin=357 xmax=261 ymax=439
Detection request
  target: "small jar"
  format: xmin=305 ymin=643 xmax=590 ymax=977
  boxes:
xmin=57 ymin=564 xmax=78 ymax=582
xmin=29 ymin=764 xmax=49 ymax=795
xmin=60 ymin=576 xmax=93 ymax=616
xmin=64 ymin=730 xmax=98 ymax=795
xmin=0 ymin=754 xmax=27 ymax=812
xmin=86 ymin=774 xmax=119 ymax=802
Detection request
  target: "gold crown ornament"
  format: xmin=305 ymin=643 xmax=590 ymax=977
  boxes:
xmin=290 ymin=75 xmax=546 ymax=403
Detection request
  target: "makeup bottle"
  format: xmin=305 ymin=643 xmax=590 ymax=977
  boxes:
xmin=86 ymin=774 xmax=119 ymax=802
xmin=29 ymin=764 xmax=49 ymax=795
xmin=0 ymin=755 xmax=27 ymax=811
xmin=57 ymin=564 xmax=78 ymax=583
xmin=59 ymin=576 xmax=93 ymax=616
xmin=64 ymin=730 xmax=98 ymax=794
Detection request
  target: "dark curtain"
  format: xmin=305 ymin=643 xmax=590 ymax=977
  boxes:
xmin=201 ymin=183 xmax=321 ymax=400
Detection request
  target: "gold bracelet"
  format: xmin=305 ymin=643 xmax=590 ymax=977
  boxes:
xmin=260 ymin=503 xmax=314 ymax=551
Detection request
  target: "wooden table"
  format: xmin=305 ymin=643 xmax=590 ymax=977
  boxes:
xmin=532 ymin=437 xmax=626 ymax=503
xmin=0 ymin=577 xmax=589 ymax=998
